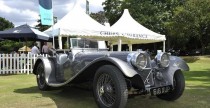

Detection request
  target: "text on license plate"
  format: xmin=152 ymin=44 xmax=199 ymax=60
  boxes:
xmin=151 ymin=86 xmax=171 ymax=95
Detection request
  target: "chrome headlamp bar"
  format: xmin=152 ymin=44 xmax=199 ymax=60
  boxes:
xmin=155 ymin=51 xmax=170 ymax=68
xmin=127 ymin=52 xmax=148 ymax=69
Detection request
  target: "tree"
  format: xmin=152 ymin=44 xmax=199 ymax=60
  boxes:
xmin=35 ymin=16 xmax=57 ymax=32
xmin=35 ymin=18 xmax=51 ymax=32
xmin=0 ymin=17 xmax=14 ymax=31
xmin=103 ymin=0 xmax=183 ymax=32
xmin=0 ymin=17 xmax=22 ymax=53
xmin=90 ymin=11 xmax=107 ymax=25
xmin=170 ymin=0 xmax=210 ymax=54
xmin=102 ymin=0 xmax=123 ymax=25
xmin=0 ymin=40 xmax=23 ymax=53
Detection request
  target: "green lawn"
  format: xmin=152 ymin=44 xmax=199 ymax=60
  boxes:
xmin=0 ymin=56 xmax=210 ymax=108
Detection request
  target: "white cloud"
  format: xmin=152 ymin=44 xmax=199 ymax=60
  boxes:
xmin=88 ymin=0 xmax=105 ymax=13
xmin=0 ymin=1 xmax=38 ymax=18
xmin=55 ymin=2 xmax=75 ymax=14
xmin=64 ymin=0 xmax=105 ymax=12
xmin=0 ymin=0 xmax=104 ymax=27
xmin=0 ymin=1 xmax=14 ymax=13
xmin=89 ymin=0 xmax=105 ymax=5
xmin=0 ymin=1 xmax=39 ymax=27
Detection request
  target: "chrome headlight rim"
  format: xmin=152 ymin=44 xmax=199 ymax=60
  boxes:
xmin=130 ymin=52 xmax=148 ymax=69
xmin=155 ymin=52 xmax=170 ymax=68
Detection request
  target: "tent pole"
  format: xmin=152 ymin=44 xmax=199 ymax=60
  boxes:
xmin=67 ymin=37 xmax=69 ymax=49
xmin=109 ymin=41 xmax=113 ymax=51
xmin=51 ymin=0 xmax=55 ymax=49
xmin=118 ymin=38 xmax=122 ymax=51
xmin=163 ymin=41 xmax=165 ymax=52
xmin=128 ymin=43 xmax=132 ymax=51
xmin=59 ymin=36 xmax=62 ymax=49
xmin=52 ymin=25 xmax=55 ymax=49
xmin=111 ymin=44 xmax=113 ymax=51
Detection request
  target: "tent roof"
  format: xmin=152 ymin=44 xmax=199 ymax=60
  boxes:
xmin=44 ymin=1 xmax=112 ymax=38
xmin=111 ymin=9 xmax=166 ymax=44
xmin=0 ymin=24 xmax=50 ymax=41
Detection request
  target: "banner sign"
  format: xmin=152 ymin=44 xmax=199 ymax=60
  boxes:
xmin=39 ymin=0 xmax=53 ymax=25
xmin=86 ymin=0 xmax=89 ymax=14
xmin=100 ymin=31 xmax=148 ymax=39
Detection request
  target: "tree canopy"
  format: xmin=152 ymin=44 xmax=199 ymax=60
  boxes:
xmin=102 ymin=0 xmax=123 ymax=26
xmin=90 ymin=11 xmax=107 ymax=25
xmin=168 ymin=0 xmax=210 ymax=54
xmin=35 ymin=16 xmax=57 ymax=32
xmin=35 ymin=18 xmax=51 ymax=32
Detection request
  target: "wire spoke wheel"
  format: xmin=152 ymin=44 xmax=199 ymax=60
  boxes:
xmin=37 ymin=63 xmax=45 ymax=87
xmin=97 ymin=74 xmax=116 ymax=107
xmin=93 ymin=65 xmax=128 ymax=108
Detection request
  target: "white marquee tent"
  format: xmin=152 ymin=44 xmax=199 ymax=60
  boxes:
xmin=110 ymin=9 xmax=166 ymax=51
xmin=44 ymin=1 xmax=116 ymax=49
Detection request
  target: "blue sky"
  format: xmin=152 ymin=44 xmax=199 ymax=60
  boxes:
xmin=0 ymin=0 xmax=105 ymax=27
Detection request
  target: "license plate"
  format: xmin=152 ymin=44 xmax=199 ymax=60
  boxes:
xmin=151 ymin=86 xmax=171 ymax=95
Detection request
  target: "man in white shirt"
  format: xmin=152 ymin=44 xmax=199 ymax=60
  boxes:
xmin=31 ymin=43 xmax=40 ymax=54
xmin=42 ymin=42 xmax=49 ymax=54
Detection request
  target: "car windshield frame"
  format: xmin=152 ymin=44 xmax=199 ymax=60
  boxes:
xmin=70 ymin=38 xmax=98 ymax=49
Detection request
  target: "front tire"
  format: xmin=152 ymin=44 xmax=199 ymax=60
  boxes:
xmin=157 ymin=70 xmax=185 ymax=101
xmin=36 ymin=62 xmax=50 ymax=91
xmin=93 ymin=65 xmax=128 ymax=108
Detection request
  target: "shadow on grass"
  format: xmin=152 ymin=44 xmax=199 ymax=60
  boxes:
xmin=14 ymin=86 xmax=97 ymax=108
xmin=184 ymin=70 xmax=210 ymax=82
xmin=184 ymin=69 xmax=210 ymax=96
xmin=12 ymin=69 xmax=210 ymax=108
xmin=13 ymin=85 xmax=190 ymax=108
xmin=182 ymin=56 xmax=200 ymax=63
xmin=14 ymin=85 xmax=209 ymax=108
xmin=204 ymin=55 xmax=210 ymax=58
xmin=13 ymin=85 xmax=210 ymax=108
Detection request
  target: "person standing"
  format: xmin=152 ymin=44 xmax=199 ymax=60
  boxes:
xmin=31 ymin=43 xmax=40 ymax=54
xmin=42 ymin=42 xmax=49 ymax=54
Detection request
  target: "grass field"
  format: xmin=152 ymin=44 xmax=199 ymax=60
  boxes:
xmin=0 ymin=56 xmax=210 ymax=108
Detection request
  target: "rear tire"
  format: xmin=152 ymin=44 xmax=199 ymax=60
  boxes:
xmin=93 ymin=65 xmax=128 ymax=108
xmin=157 ymin=70 xmax=185 ymax=101
xmin=36 ymin=62 xmax=50 ymax=91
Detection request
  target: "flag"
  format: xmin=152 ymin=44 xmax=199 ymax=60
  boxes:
xmin=39 ymin=0 xmax=53 ymax=25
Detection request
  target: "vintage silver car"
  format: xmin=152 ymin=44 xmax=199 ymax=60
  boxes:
xmin=33 ymin=38 xmax=189 ymax=108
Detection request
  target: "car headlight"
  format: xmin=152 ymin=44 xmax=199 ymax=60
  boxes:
xmin=128 ymin=52 xmax=148 ymax=69
xmin=155 ymin=52 xmax=170 ymax=68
